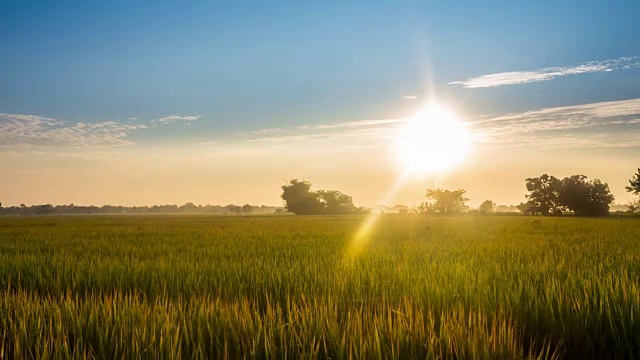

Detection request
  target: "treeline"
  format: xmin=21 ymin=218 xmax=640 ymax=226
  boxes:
xmin=281 ymin=169 xmax=640 ymax=217
xmin=0 ymin=203 xmax=284 ymax=216
xmin=417 ymin=170 xmax=640 ymax=217
xmin=3 ymin=170 xmax=638 ymax=217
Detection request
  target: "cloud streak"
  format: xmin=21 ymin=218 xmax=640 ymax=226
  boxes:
xmin=0 ymin=114 xmax=147 ymax=149
xmin=242 ymin=98 xmax=640 ymax=150
xmin=154 ymin=115 xmax=201 ymax=123
xmin=472 ymin=98 xmax=640 ymax=148
xmin=449 ymin=56 xmax=640 ymax=88
xmin=297 ymin=118 xmax=404 ymax=131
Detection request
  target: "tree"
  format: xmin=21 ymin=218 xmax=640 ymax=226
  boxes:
xmin=242 ymin=204 xmax=253 ymax=214
xmin=557 ymin=175 xmax=614 ymax=216
xmin=281 ymin=179 xmax=358 ymax=215
xmin=179 ymin=202 xmax=198 ymax=213
xmin=225 ymin=204 xmax=242 ymax=215
xmin=478 ymin=200 xmax=495 ymax=214
xmin=626 ymin=169 xmax=640 ymax=214
xmin=422 ymin=189 xmax=469 ymax=215
xmin=280 ymin=179 xmax=324 ymax=215
xmin=34 ymin=204 xmax=55 ymax=215
xmin=316 ymin=190 xmax=356 ymax=215
xmin=626 ymin=168 xmax=640 ymax=195
xmin=516 ymin=201 xmax=535 ymax=215
xmin=416 ymin=202 xmax=434 ymax=214
xmin=525 ymin=174 xmax=562 ymax=215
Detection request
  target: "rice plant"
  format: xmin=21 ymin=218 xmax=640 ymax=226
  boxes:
xmin=0 ymin=215 xmax=638 ymax=358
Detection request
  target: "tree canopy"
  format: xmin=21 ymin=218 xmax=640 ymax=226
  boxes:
xmin=525 ymin=174 xmax=562 ymax=215
xmin=626 ymin=168 xmax=640 ymax=195
xmin=478 ymin=200 xmax=495 ymax=214
xmin=558 ymin=175 xmax=614 ymax=216
xmin=516 ymin=201 xmax=535 ymax=215
xmin=316 ymin=190 xmax=356 ymax=215
xmin=525 ymin=174 xmax=614 ymax=216
xmin=625 ymin=168 xmax=640 ymax=214
xmin=280 ymin=180 xmax=325 ymax=215
xmin=419 ymin=189 xmax=469 ymax=215
xmin=242 ymin=204 xmax=253 ymax=214
xmin=280 ymin=180 xmax=357 ymax=215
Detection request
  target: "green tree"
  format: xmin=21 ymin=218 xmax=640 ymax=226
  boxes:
xmin=559 ymin=175 xmax=614 ymax=216
xmin=628 ymin=199 xmax=640 ymax=214
xmin=225 ymin=204 xmax=242 ymax=215
xmin=280 ymin=179 xmax=324 ymax=215
xmin=179 ymin=202 xmax=198 ymax=213
xmin=525 ymin=174 xmax=562 ymax=215
xmin=316 ymin=190 xmax=356 ymax=215
xmin=516 ymin=201 xmax=536 ymax=215
xmin=416 ymin=202 xmax=434 ymax=214
xmin=627 ymin=169 xmax=640 ymax=214
xmin=626 ymin=168 xmax=640 ymax=195
xmin=281 ymin=180 xmax=358 ymax=215
xmin=422 ymin=189 xmax=469 ymax=215
xmin=478 ymin=200 xmax=495 ymax=214
xmin=241 ymin=204 xmax=253 ymax=214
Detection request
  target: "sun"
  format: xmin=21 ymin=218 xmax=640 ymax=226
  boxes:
xmin=396 ymin=102 xmax=471 ymax=175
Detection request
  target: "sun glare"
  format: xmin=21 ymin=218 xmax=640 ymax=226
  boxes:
xmin=396 ymin=102 xmax=471 ymax=174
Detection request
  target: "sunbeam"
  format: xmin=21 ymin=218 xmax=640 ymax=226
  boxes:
xmin=345 ymin=171 xmax=411 ymax=259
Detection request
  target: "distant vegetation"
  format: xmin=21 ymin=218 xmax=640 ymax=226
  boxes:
xmin=1 ymin=169 xmax=638 ymax=217
xmin=286 ymin=171 xmax=629 ymax=217
xmin=478 ymin=200 xmax=496 ymax=214
xmin=0 ymin=202 xmax=283 ymax=216
xmin=277 ymin=171 xmax=635 ymax=217
xmin=416 ymin=188 xmax=469 ymax=215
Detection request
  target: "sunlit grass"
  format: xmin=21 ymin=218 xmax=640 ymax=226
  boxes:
xmin=0 ymin=215 xmax=638 ymax=358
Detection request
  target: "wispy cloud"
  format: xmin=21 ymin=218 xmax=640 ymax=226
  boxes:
xmin=238 ymin=118 xmax=406 ymax=152
xmin=449 ymin=56 xmax=640 ymax=88
xmin=297 ymin=118 xmax=404 ymax=131
xmin=402 ymin=96 xmax=418 ymax=99
xmin=234 ymin=120 xmax=403 ymax=138
xmin=254 ymin=128 xmax=281 ymax=134
xmin=241 ymin=98 xmax=640 ymax=150
xmin=472 ymin=98 xmax=640 ymax=148
xmin=153 ymin=115 xmax=201 ymax=123
xmin=0 ymin=113 xmax=147 ymax=149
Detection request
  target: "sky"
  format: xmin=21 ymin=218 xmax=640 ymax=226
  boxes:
xmin=1 ymin=0 xmax=640 ymax=208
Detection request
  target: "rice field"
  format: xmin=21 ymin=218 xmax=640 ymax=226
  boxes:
xmin=0 ymin=215 xmax=638 ymax=359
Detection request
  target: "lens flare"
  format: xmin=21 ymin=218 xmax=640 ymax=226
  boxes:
xmin=345 ymin=173 xmax=409 ymax=259
xmin=347 ymin=102 xmax=472 ymax=260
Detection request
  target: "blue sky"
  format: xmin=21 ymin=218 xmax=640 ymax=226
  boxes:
xmin=1 ymin=0 xmax=640 ymax=206
xmin=3 ymin=1 xmax=639 ymax=127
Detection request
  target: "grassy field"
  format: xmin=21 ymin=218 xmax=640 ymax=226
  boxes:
xmin=0 ymin=215 xmax=638 ymax=359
